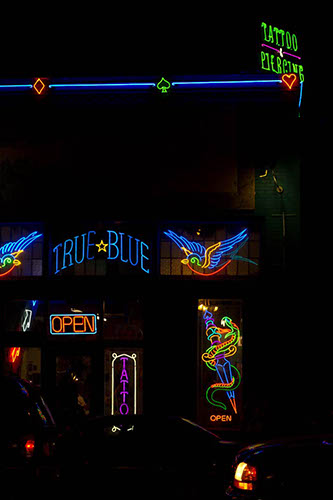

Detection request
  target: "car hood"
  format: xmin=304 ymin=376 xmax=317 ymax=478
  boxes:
xmin=235 ymin=433 xmax=333 ymax=461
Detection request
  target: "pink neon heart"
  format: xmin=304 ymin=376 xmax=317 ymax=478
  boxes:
xmin=282 ymin=73 xmax=297 ymax=90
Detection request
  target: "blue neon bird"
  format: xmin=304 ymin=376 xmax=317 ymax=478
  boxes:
xmin=0 ymin=231 xmax=42 ymax=277
xmin=164 ymin=228 xmax=256 ymax=275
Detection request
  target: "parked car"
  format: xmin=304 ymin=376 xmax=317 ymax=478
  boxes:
xmin=58 ymin=414 xmax=240 ymax=498
xmin=226 ymin=433 xmax=333 ymax=499
xmin=0 ymin=375 xmax=59 ymax=487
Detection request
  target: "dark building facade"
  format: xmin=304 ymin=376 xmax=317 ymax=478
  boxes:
xmin=0 ymin=72 xmax=303 ymax=436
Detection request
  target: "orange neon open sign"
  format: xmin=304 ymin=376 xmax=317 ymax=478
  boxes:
xmin=50 ymin=314 xmax=97 ymax=335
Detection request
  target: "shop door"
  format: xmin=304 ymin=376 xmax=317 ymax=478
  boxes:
xmin=48 ymin=346 xmax=100 ymax=427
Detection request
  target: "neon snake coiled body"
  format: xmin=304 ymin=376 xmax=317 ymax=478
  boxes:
xmin=202 ymin=310 xmax=241 ymax=414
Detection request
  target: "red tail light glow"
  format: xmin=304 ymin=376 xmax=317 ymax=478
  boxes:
xmin=25 ymin=439 xmax=35 ymax=457
xmin=234 ymin=462 xmax=257 ymax=491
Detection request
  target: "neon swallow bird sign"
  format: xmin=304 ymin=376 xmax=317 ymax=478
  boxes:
xmin=0 ymin=231 xmax=42 ymax=277
xmin=164 ymin=228 xmax=257 ymax=276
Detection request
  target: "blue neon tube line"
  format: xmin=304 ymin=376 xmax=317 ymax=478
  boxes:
xmin=0 ymin=77 xmax=286 ymax=94
xmin=0 ymin=84 xmax=33 ymax=89
xmin=49 ymin=82 xmax=156 ymax=89
xmin=172 ymin=79 xmax=282 ymax=86
xmin=298 ymin=80 xmax=304 ymax=108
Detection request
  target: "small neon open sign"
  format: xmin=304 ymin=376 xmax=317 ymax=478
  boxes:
xmin=50 ymin=314 xmax=97 ymax=335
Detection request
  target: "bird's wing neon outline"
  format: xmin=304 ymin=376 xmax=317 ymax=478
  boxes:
xmin=0 ymin=231 xmax=42 ymax=256
xmin=201 ymin=242 xmax=222 ymax=269
xmin=208 ymin=229 xmax=249 ymax=269
xmin=163 ymin=230 xmax=206 ymax=256
xmin=219 ymin=229 xmax=248 ymax=253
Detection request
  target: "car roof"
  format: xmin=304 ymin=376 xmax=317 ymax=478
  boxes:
xmin=85 ymin=414 xmax=226 ymax=440
xmin=236 ymin=433 xmax=333 ymax=458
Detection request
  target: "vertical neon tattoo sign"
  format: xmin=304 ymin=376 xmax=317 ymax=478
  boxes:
xmin=111 ymin=353 xmax=137 ymax=415
xmin=201 ymin=310 xmax=241 ymax=414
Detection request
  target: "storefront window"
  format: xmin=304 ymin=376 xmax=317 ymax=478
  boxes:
xmin=56 ymin=355 xmax=92 ymax=423
xmin=4 ymin=300 xmax=46 ymax=333
xmin=103 ymin=298 xmax=144 ymax=340
xmin=197 ymin=299 xmax=243 ymax=430
xmin=4 ymin=347 xmax=41 ymax=385
xmin=0 ymin=224 xmax=43 ymax=278
xmin=104 ymin=348 xmax=143 ymax=416
xmin=50 ymin=223 xmax=151 ymax=277
xmin=48 ymin=300 xmax=100 ymax=337
xmin=161 ymin=224 xmax=259 ymax=277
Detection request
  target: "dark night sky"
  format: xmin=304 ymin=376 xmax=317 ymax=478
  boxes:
xmin=0 ymin=7 xmax=327 ymax=221
xmin=1 ymin=10 xmax=325 ymax=144
xmin=0 ymin=7 xmax=325 ymax=131
xmin=0 ymin=7 xmax=313 ymax=78
xmin=0 ymin=6 xmax=327 ymax=218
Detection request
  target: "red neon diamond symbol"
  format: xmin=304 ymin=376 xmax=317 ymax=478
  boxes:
xmin=33 ymin=78 xmax=46 ymax=95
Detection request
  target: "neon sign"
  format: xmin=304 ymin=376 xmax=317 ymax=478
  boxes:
xmin=52 ymin=229 xmax=150 ymax=275
xmin=282 ymin=73 xmax=297 ymax=90
xmin=9 ymin=347 xmax=21 ymax=364
xmin=201 ymin=310 xmax=241 ymax=415
xmin=260 ymin=21 xmax=304 ymax=82
xmin=0 ymin=75 xmax=288 ymax=96
xmin=111 ymin=353 xmax=137 ymax=415
xmin=157 ymin=78 xmax=171 ymax=93
xmin=21 ymin=300 xmax=39 ymax=332
xmin=164 ymin=228 xmax=257 ymax=276
xmin=50 ymin=314 xmax=97 ymax=335
xmin=210 ymin=414 xmax=232 ymax=422
xmin=0 ymin=231 xmax=42 ymax=277
xmin=22 ymin=309 xmax=32 ymax=331
xmin=33 ymin=78 xmax=47 ymax=95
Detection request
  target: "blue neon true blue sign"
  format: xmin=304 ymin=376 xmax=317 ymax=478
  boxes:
xmin=52 ymin=229 xmax=150 ymax=275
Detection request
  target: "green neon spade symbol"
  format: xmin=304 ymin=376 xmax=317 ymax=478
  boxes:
xmin=157 ymin=78 xmax=171 ymax=93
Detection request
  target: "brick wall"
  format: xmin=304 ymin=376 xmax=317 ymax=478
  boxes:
xmin=255 ymin=153 xmax=301 ymax=271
